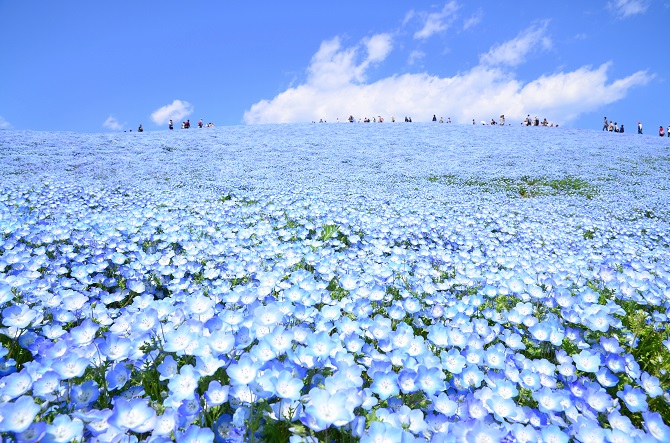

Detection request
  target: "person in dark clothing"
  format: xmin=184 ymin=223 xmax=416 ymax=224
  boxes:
xmin=138 ymin=124 xmax=143 ymax=132
xmin=432 ymin=115 xmax=437 ymax=122
xmin=169 ymin=119 xmax=173 ymax=130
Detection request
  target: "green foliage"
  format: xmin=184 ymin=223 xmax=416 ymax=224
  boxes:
xmin=427 ymin=174 xmax=599 ymax=199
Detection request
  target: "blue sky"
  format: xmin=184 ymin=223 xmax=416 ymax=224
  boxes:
xmin=0 ymin=1 xmax=667 ymax=132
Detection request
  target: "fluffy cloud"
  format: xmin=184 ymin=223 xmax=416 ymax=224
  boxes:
xmin=303 ymin=33 xmax=393 ymax=90
xmin=413 ymin=1 xmax=460 ymax=39
xmin=150 ymin=100 xmax=193 ymax=126
xmin=102 ymin=115 xmax=124 ymax=131
xmin=480 ymin=21 xmax=552 ymax=67
xmin=244 ymin=26 xmax=652 ymax=126
xmin=0 ymin=116 xmax=11 ymax=130
xmin=608 ymin=0 xmax=649 ymax=17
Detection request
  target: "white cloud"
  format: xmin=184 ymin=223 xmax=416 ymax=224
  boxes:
xmin=414 ymin=1 xmax=460 ymax=39
xmin=306 ymin=34 xmax=393 ymax=90
xmin=150 ymin=99 xmax=193 ymax=125
xmin=480 ymin=21 xmax=552 ymax=67
xmin=608 ymin=0 xmax=649 ymax=17
xmin=0 ymin=116 xmax=11 ymax=129
xmin=243 ymin=34 xmax=652 ymax=126
xmin=408 ymin=50 xmax=426 ymax=65
xmin=102 ymin=115 xmax=124 ymax=131
xmin=462 ymin=9 xmax=483 ymax=30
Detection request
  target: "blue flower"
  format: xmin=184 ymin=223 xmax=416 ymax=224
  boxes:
xmin=302 ymin=387 xmax=355 ymax=431
xmin=540 ymin=424 xmax=569 ymax=443
xmin=2 ymin=304 xmax=37 ymax=328
xmin=168 ymin=364 xmax=200 ymax=401
xmin=370 ymin=371 xmax=399 ymax=400
xmin=0 ymin=368 xmax=32 ymax=400
xmin=573 ymin=349 xmax=601 ymax=373
xmin=109 ymin=398 xmax=157 ymax=433
xmin=639 ymin=372 xmax=663 ymax=398
xmin=43 ymin=414 xmax=84 ymax=443
xmin=642 ymin=411 xmax=670 ymax=441
xmin=204 ymin=380 xmax=230 ymax=406
xmin=360 ymin=421 xmax=404 ymax=443
xmin=179 ymin=424 xmax=215 ymax=443
xmin=441 ymin=348 xmax=466 ymax=374
xmin=70 ymin=379 xmax=99 ymax=409
xmin=273 ymin=370 xmax=304 ymax=401
xmin=227 ymin=353 xmax=261 ymax=386
xmin=16 ymin=421 xmax=47 ymax=443
xmin=617 ymin=384 xmax=648 ymax=413
xmin=0 ymin=395 xmax=41 ymax=433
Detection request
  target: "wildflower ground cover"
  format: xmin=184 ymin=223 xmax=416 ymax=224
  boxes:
xmin=0 ymin=124 xmax=669 ymax=442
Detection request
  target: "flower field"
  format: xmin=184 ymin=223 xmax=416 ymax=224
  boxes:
xmin=0 ymin=124 xmax=669 ymax=442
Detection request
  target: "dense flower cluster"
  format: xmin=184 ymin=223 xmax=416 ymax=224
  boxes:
xmin=0 ymin=125 xmax=669 ymax=442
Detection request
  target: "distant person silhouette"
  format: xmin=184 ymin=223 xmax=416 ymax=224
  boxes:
xmin=138 ymin=124 xmax=143 ymax=132
xmin=169 ymin=119 xmax=173 ymax=130
xmin=638 ymin=122 xmax=642 ymax=134
xmin=432 ymin=115 xmax=437 ymax=122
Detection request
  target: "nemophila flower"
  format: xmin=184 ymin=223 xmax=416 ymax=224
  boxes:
xmin=274 ymin=370 xmax=304 ymax=401
xmin=617 ymin=384 xmax=648 ymax=413
xmin=370 ymin=371 xmax=400 ymax=400
xmin=389 ymin=405 xmax=428 ymax=434
xmin=509 ymin=423 xmax=539 ymax=443
xmin=98 ymin=333 xmax=132 ymax=361
xmin=303 ymin=330 xmax=337 ymax=359
xmin=360 ymin=420 xmax=404 ymax=443
xmin=441 ymin=348 xmax=466 ymax=374
xmin=179 ymin=424 xmax=215 ymax=443
xmin=584 ymin=387 xmax=612 ymax=412
xmin=0 ymin=368 xmax=32 ymax=400
xmin=574 ymin=417 xmax=607 ymax=443
xmin=179 ymin=395 xmax=203 ymax=417
xmin=105 ymin=363 xmax=131 ymax=391
xmin=227 ymin=353 xmax=261 ymax=385
xmin=573 ymin=349 xmax=601 ymax=373
xmin=158 ymin=354 xmax=178 ymax=380
xmin=168 ymin=364 xmax=200 ymax=401
xmin=639 ymin=372 xmax=663 ymax=398
xmin=484 ymin=345 xmax=506 ymax=370
xmin=643 ymin=411 xmax=670 ymax=441
xmin=163 ymin=323 xmax=195 ymax=353
xmin=302 ymin=387 xmax=355 ymax=431
xmin=460 ymin=365 xmax=484 ymax=389
xmin=109 ymin=397 xmax=156 ymax=433
xmin=0 ymin=395 xmax=41 ymax=433
xmin=152 ymin=408 xmax=178 ymax=437
xmin=397 ymin=368 xmax=418 ymax=394
xmin=540 ymin=424 xmax=569 ymax=443
xmin=16 ymin=421 xmax=47 ymax=443
xmin=2 ymin=304 xmax=37 ymax=328
xmin=417 ymin=365 xmax=446 ymax=396
xmin=31 ymin=369 xmax=60 ymax=398
xmin=69 ymin=318 xmax=99 ymax=346
xmin=44 ymin=414 xmax=84 ymax=443
xmin=463 ymin=419 xmax=505 ymax=442
xmin=51 ymin=353 xmax=89 ymax=379
xmin=70 ymin=379 xmax=99 ymax=408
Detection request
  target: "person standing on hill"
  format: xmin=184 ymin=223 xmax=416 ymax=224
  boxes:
xmin=603 ymin=117 xmax=608 ymax=131
xmin=169 ymin=119 xmax=173 ymax=130
xmin=638 ymin=122 xmax=642 ymax=134
xmin=660 ymin=126 xmax=665 ymax=137
xmin=433 ymin=115 xmax=437 ymax=122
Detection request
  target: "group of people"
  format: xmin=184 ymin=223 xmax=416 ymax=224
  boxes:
xmin=168 ymin=119 xmax=214 ymax=130
xmin=523 ymin=115 xmax=555 ymax=127
xmin=604 ymin=118 xmax=669 ymax=136
xmin=603 ymin=117 xmax=625 ymax=133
